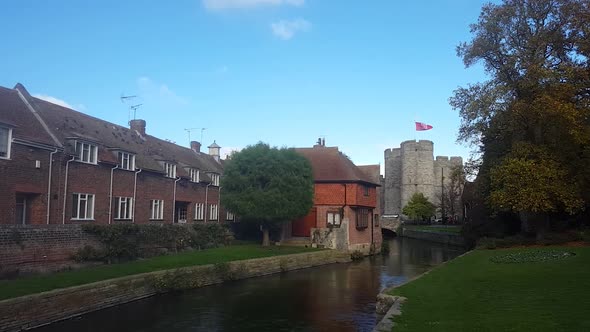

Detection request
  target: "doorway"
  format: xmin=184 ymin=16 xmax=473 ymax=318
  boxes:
xmin=15 ymin=194 xmax=29 ymax=224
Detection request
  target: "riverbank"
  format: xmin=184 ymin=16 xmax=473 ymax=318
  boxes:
xmin=387 ymin=246 xmax=590 ymax=331
xmin=400 ymin=226 xmax=465 ymax=246
xmin=0 ymin=248 xmax=349 ymax=332
xmin=0 ymin=244 xmax=316 ymax=300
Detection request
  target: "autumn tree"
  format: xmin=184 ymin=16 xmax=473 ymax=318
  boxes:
xmin=402 ymin=193 xmax=436 ymax=222
xmin=450 ymin=0 xmax=590 ymax=234
xmin=221 ymin=143 xmax=314 ymax=246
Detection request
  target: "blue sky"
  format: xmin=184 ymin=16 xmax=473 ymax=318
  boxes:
xmin=0 ymin=0 xmax=492 ymax=172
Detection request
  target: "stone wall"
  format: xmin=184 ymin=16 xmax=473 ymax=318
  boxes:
xmin=0 ymin=250 xmax=350 ymax=332
xmin=383 ymin=140 xmax=463 ymax=218
xmin=401 ymin=228 xmax=465 ymax=247
xmin=0 ymin=225 xmax=101 ymax=276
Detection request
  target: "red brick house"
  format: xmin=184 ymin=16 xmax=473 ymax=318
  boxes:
xmin=0 ymin=83 xmax=228 ymax=225
xmin=291 ymin=141 xmax=382 ymax=254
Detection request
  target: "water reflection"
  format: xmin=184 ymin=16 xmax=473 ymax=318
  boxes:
xmin=35 ymin=237 xmax=463 ymax=332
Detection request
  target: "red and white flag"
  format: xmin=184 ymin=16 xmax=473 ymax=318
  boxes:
xmin=415 ymin=122 xmax=433 ymax=131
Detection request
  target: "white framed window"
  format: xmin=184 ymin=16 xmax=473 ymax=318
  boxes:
xmin=72 ymin=193 xmax=95 ymax=220
xmin=327 ymin=211 xmax=341 ymax=228
xmin=195 ymin=203 xmax=205 ymax=220
xmin=226 ymin=211 xmax=234 ymax=221
xmin=118 ymin=152 xmax=135 ymax=171
xmin=210 ymin=174 xmax=220 ymax=186
xmin=150 ymin=199 xmax=164 ymax=220
xmin=189 ymin=168 xmax=200 ymax=183
xmin=115 ymin=197 xmax=133 ymax=220
xmin=164 ymin=162 xmax=176 ymax=178
xmin=75 ymin=141 xmax=98 ymax=164
xmin=209 ymin=204 xmax=218 ymax=220
xmin=0 ymin=126 xmax=12 ymax=159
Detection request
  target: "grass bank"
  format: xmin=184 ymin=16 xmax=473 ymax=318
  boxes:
xmin=0 ymin=245 xmax=317 ymax=301
xmin=389 ymin=246 xmax=590 ymax=331
xmin=403 ymin=225 xmax=462 ymax=234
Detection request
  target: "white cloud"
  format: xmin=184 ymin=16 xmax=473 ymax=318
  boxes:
xmin=33 ymin=94 xmax=76 ymax=109
xmin=136 ymin=77 xmax=189 ymax=107
xmin=270 ymin=18 xmax=311 ymax=40
xmin=203 ymin=0 xmax=304 ymax=10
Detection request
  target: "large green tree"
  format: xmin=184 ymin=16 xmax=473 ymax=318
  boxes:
xmin=221 ymin=143 xmax=314 ymax=246
xmin=450 ymin=0 xmax=590 ymax=233
xmin=403 ymin=193 xmax=436 ymax=222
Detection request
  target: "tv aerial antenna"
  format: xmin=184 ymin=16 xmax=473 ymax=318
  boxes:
xmin=184 ymin=128 xmax=198 ymax=143
xmin=120 ymin=94 xmax=143 ymax=122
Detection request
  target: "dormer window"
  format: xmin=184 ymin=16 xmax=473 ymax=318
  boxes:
xmin=118 ymin=152 xmax=135 ymax=171
xmin=0 ymin=126 xmax=12 ymax=159
xmin=164 ymin=162 xmax=176 ymax=178
xmin=76 ymin=141 xmax=98 ymax=164
xmin=189 ymin=168 xmax=200 ymax=183
xmin=210 ymin=173 xmax=220 ymax=186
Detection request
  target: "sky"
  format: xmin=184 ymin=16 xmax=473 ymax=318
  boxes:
xmin=0 ymin=0 xmax=494 ymax=173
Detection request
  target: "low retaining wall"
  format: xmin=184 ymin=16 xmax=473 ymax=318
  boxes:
xmin=0 ymin=250 xmax=350 ymax=332
xmin=401 ymin=228 xmax=465 ymax=247
xmin=0 ymin=225 xmax=101 ymax=276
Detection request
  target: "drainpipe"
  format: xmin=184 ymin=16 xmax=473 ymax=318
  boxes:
xmin=108 ymin=165 xmax=119 ymax=224
xmin=46 ymin=148 xmax=59 ymax=224
xmin=217 ymin=186 xmax=222 ymax=223
xmin=204 ymin=183 xmax=212 ymax=223
xmin=172 ymin=177 xmax=181 ymax=223
xmin=132 ymin=168 xmax=142 ymax=223
xmin=62 ymin=156 xmax=76 ymax=224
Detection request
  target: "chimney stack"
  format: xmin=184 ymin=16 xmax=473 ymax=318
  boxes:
xmin=190 ymin=141 xmax=201 ymax=153
xmin=129 ymin=119 xmax=146 ymax=136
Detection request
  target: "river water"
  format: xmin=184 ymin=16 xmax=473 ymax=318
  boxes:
xmin=36 ymin=237 xmax=463 ymax=332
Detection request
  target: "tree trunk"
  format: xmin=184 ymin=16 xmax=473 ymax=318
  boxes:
xmin=261 ymin=227 xmax=270 ymax=246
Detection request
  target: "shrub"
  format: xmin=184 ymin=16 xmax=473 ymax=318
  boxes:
xmin=76 ymin=223 xmax=229 ymax=263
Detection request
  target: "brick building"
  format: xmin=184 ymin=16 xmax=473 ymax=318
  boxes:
xmin=0 ymin=83 xmax=228 ymax=226
xmin=291 ymin=140 xmax=382 ymax=254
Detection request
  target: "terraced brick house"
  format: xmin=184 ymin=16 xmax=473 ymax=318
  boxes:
xmin=0 ymin=83 xmax=228 ymax=226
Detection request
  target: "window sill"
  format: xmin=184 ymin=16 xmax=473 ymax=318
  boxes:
xmin=149 ymin=219 xmax=164 ymax=221
xmin=0 ymin=156 xmax=10 ymax=160
xmin=114 ymin=219 xmax=132 ymax=221
xmin=71 ymin=218 xmax=95 ymax=221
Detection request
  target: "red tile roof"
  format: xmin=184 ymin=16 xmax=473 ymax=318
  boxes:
xmin=294 ymin=146 xmax=379 ymax=186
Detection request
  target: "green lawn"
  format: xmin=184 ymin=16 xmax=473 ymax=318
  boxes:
xmin=389 ymin=246 xmax=590 ymax=331
xmin=0 ymin=244 xmax=317 ymax=301
xmin=404 ymin=225 xmax=462 ymax=234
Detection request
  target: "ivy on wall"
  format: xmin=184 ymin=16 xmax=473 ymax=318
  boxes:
xmin=74 ymin=224 xmax=231 ymax=263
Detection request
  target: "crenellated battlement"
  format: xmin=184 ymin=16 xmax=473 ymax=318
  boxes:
xmin=383 ymin=140 xmax=463 ymax=217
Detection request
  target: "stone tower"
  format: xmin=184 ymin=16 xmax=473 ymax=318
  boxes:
xmin=383 ymin=140 xmax=463 ymax=218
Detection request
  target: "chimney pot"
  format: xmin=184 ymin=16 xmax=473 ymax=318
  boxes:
xmin=129 ymin=119 xmax=146 ymax=136
xmin=190 ymin=141 xmax=201 ymax=153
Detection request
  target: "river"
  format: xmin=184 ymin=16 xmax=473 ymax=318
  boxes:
xmin=35 ymin=237 xmax=463 ymax=332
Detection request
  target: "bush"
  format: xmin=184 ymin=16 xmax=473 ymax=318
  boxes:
xmin=76 ymin=223 xmax=229 ymax=263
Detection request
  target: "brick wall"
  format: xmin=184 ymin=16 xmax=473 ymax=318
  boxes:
xmin=0 ymin=250 xmax=351 ymax=332
xmin=1 ymin=146 xmax=224 ymax=226
xmin=0 ymin=225 xmax=101 ymax=275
